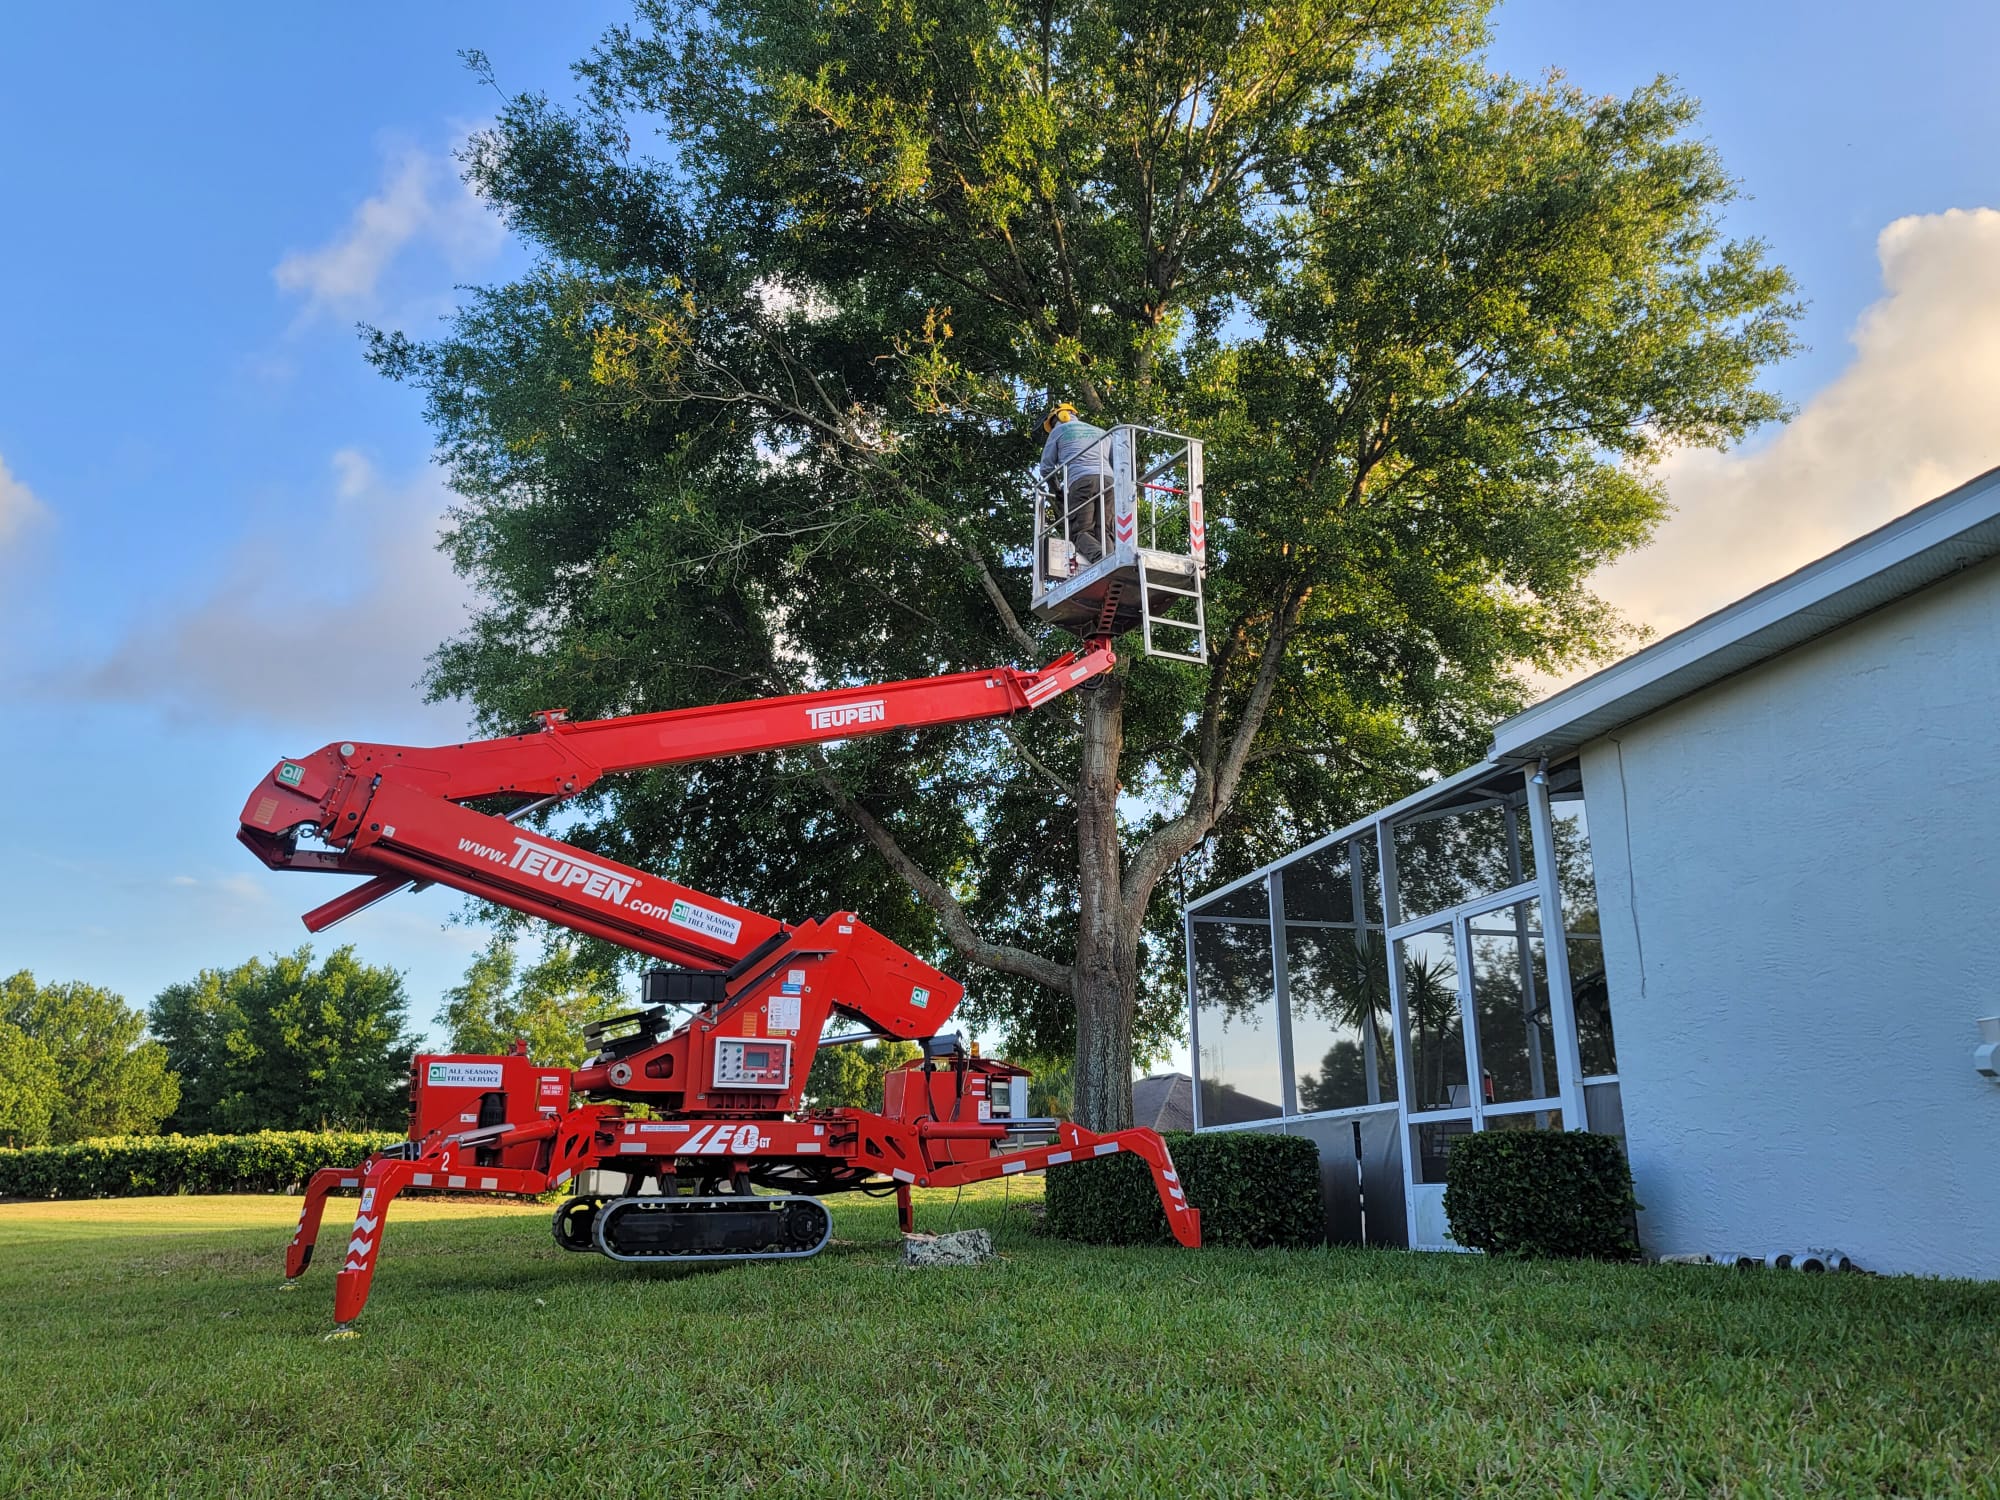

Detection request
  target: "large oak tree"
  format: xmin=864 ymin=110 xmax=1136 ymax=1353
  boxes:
xmin=374 ymin=0 xmax=1796 ymax=1127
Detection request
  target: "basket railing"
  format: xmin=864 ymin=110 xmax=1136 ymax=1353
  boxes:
xmin=1033 ymin=424 xmax=1205 ymax=601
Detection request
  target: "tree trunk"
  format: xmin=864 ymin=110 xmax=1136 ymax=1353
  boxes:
xmin=1070 ymin=675 xmax=1136 ymax=1131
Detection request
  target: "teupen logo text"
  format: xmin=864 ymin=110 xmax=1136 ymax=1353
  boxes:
xmin=508 ymin=838 xmax=635 ymax=904
xmin=804 ymin=699 xmax=887 ymax=733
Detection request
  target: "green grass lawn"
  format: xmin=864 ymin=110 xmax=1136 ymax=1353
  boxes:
xmin=3 ymin=1184 xmax=1997 ymax=1498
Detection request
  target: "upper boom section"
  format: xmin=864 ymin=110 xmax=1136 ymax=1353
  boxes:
xmin=242 ymin=643 xmax=1113 ymax=839
xmin=237 ymin=643 xmax=1115 ymax=958
xmin=538 ymin=645 xmax=1113 ymax=783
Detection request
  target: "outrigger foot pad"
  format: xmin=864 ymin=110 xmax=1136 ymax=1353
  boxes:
xmin=324 ymin=1324 xmax=359 ymax=1341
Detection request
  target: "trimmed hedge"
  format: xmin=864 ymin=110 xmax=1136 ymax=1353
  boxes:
xmin=1042 ymin=1130 xmax=1322 ymax=1248
xmin=1442 ymin=1130 xmax=1640 ymax=1260
xmin=0 ymin=1130 xmax=402 ymax=1200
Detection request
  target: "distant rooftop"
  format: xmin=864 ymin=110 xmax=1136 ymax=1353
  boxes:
xmin=1132 ymin=1072 xmax=1194 ymax=1133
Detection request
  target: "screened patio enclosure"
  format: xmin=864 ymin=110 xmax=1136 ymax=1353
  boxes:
xmin=1183 ymin=756 xmax=1623 ymax=1249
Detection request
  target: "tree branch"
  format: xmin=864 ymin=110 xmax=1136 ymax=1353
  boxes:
xmin=811 ymin=766 xmax=1073 ymax=994
xmin=1000 ymin=723 xmax=1074 ymax=802
xmin=1119 ymin=582 xmax=1306 ymax=928
xmin=961 ymin=539 xmax=1039 ymax=656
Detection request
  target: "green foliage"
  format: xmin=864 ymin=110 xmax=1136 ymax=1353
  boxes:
xmin=803 ymin=1039 xmax=920 ymax=1110
xmin=1042 ymin=1129 xmax=1320 ymax=1248
xmin=369 ymin=1 xmax=1799 ymax=1106
xmin=0 ymin=1020 xmax=58 ymax=1148
xmin=1 ymin=971 xmax=178 ymax=1144
xmin=1443 ymin=1129 xmax=1640 ymax=1260
xmin=438 ymin=936 xmax=627 ymax=1070
xmin=148 ymin=947 xmax=414 ymax=1133
xmin=0 ymin=1130 xmax=401 ymax=1200
xmin=1017 ymin=1051 xmax=1074 ymax=1120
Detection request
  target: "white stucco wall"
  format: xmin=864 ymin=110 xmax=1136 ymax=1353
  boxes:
xmin=1581 ymin=556 xmax=2000 ymax=1278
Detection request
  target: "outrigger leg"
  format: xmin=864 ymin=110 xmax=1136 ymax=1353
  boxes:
xmin=283 ymin=1164 xmax=364 ymax=1286
xmin=911 ymin=1121 xmax=1202 ymax=1247
xmin=328 ymin=1155 xmax=422 ymax=1335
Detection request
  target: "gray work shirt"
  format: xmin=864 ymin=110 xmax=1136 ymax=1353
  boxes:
xmin=1038 ymin=419 xmax=1110 ymax=482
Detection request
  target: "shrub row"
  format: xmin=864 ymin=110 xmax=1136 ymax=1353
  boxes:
xmin=1042 ymin=1129 xmax=1323 ymax=1249
xmin=0 ymin=1130 xmax=403 ymax=1200
xmin=1442 ymin=1129 xmax=1640 ymax=1260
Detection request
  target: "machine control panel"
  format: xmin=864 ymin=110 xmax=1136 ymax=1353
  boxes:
xmin=713 ymin=1037 xmax=791 ymax=1090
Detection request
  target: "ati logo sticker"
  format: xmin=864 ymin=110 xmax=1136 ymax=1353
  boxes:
xmin=804 ymin=698 xmax=886 ymax=733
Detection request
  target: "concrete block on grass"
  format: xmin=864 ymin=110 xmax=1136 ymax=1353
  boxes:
xmin=901 ymin=1228 xmax=994 ymax=1268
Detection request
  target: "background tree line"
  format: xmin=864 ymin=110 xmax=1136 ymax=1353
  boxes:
xmin=0 ymin=972 xmax=179 ymax=1147
xmin=1 ymin=934 xmax=921 ymax=1147
xmin=1 ymin=950 xmax=417 ymax=1145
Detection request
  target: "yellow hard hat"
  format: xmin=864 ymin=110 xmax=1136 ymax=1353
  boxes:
xmin=1042 ymin=402 xmax=1079 ymax=434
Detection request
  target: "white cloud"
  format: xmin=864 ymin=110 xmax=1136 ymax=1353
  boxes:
xmin=274 ymin=134 xmax=504 ymax=316
xmin=68 ymin=450 xmax=475 ymax=737
xmin=1594 ymin=206 xmax=2000 ymax=638
xmin=0 ymin=452 xmax=49 ymax=547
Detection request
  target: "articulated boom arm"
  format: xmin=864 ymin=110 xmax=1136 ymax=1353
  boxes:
xmin=244 ymin=636 xmax=1204 ymax=1332
xmin=238 ymin=643 xmax=1115 ymax=1097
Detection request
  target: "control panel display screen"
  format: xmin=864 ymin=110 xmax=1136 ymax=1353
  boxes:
xmin=713 ymin=1037 xmax=791 ymax=1089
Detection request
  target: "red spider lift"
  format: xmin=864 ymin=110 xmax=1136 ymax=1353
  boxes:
xmin=240 ymin=637 xmax=1202 ymax=1331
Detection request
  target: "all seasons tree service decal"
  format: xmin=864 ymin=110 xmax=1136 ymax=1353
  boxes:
xmin=665 ymin=898 xmax=743 ymax=945
xmin=426 ymin=1062 xmax=506 ymax=1088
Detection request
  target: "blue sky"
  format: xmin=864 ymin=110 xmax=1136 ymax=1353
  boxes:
xmin=3 ymin=1 xmax=1997 ymax=1039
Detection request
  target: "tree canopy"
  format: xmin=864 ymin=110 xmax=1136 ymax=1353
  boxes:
xmin=0 ymin=1021 xmax=56 ymax=1148
xmin=373 ymin=0 xmax=1796 ymax=1126
xmin=148 ymin=947 xmax=413 ymax=1133
xmin=1 ymin=971 xmax=178 ymax=1144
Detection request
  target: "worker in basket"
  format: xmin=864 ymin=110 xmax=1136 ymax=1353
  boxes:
xmin=1038 ymin=401 xmax=1111 ymax=565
